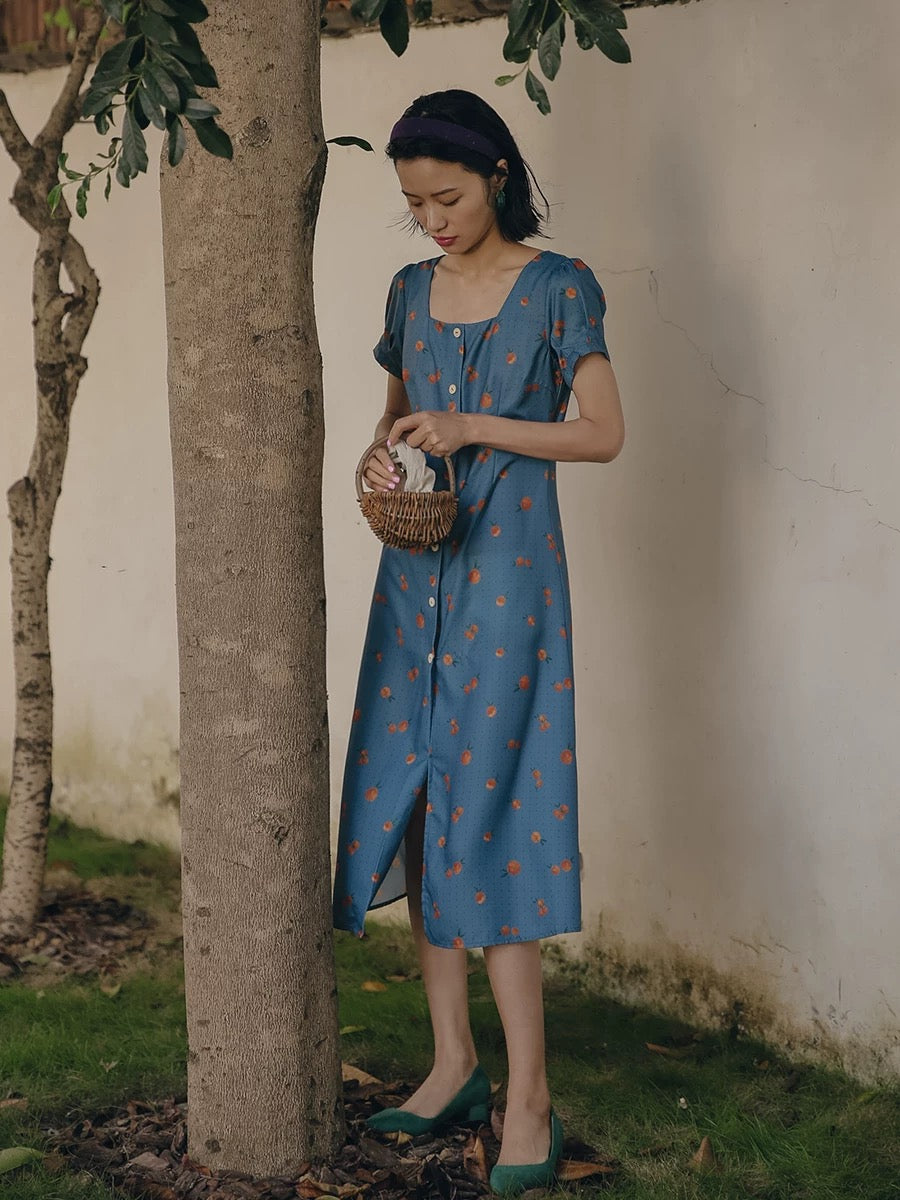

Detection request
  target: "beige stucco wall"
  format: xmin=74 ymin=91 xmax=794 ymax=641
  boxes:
xmin=2 ymin=0 xmax=898 ymax=1080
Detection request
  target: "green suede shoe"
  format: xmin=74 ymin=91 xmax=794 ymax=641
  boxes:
xmin=365 ymin=1063 xmax=491 ymax=1135
xmin=489 ymin=1107 xmax=564 ymax=1196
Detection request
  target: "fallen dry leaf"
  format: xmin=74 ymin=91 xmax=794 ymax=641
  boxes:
xmin=689 ymin=1134 xmax=719 ymax=1171
xmin=462 ymin=1130 xmax=489 ymax=1183
xmin=645 ymin=1041 xmax=689 ymax=1058
xmin=341 ymin=1062 xmax=382 ymax=1086
xmin=557 ymin=1158 xmax=617 ymax=1181
xmin=385 ymin=973 xmax=409 ymax=983
xmin=361 ymin=980 xmax=388 ymax=992
xmin=0 ymin=1097 xmax=28 ymax=1110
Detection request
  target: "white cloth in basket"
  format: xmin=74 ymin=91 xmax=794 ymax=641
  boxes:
xmin=390 ymin=439 xmax=435 ymax=492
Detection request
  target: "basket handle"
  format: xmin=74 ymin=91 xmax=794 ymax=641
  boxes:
xmin=355 ymin=435 xmax=456 ymax=502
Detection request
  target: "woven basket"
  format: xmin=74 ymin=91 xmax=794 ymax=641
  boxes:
xmin=356 ymin=435 xmax=458 ymax=549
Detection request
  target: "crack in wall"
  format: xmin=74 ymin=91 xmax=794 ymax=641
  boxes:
xmin=601 ymin=264 xmax=899 ymax=538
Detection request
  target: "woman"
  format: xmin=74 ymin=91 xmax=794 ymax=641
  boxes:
xmin=332 ymin=89 xmax=625 ymax=1195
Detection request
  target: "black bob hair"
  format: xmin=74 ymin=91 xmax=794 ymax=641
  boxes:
xmin=385 ymin=89 xmax=550 ymax=243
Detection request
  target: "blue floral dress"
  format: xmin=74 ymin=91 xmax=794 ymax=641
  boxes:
xmin=332 ymin=249 xmax=609 ymax=949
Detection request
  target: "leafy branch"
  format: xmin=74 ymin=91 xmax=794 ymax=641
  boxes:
xmin=52 ymin=0 xmax=232 ymax=216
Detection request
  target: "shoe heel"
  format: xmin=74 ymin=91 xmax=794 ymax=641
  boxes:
xmin=465 ymin=1101 xmax=489 ymax=1122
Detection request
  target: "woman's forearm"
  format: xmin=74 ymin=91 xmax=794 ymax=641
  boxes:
xmin=465 ymin=412 xmax=616 ymax=463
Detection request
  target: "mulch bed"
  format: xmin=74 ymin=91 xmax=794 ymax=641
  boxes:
xmin=39 ymin=1080 xmax=618 ymax=1199
xmin=0 ymin=874 xmax=155 ymax=979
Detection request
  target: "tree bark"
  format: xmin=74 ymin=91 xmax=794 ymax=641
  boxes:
xmin=159 ymin=0 xmax=343 ymax=1173
xmin=0 ymin=7 xmax=103 ymax=941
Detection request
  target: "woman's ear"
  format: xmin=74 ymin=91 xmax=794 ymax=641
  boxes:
xmin=492 ymin=158 xmax=509 ymax=198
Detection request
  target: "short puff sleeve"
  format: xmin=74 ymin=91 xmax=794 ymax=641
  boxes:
xmin=372 ymin=267 xmax=408 ymax=379
xmin=548 ymin=258 xmax=610 ymax=390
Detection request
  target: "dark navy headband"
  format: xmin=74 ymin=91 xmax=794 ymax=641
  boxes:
xmin=389 ymin=117 xmax=501 ymax=163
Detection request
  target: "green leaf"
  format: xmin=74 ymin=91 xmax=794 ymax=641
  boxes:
xmin=192 ymin=118 xmax=233 ymax=159
xmin=52 ymin=7 xmax=74 ymax=30
xmin=145 ymin=0 xmax=180 ymax=15
xmin=525 ymin=67 xmax=551 ymax=114
xmin=75 ymin=176 xmax=90 ymax=218
xmin=136 ymin=83 xmax=167 ymax=129
xmin=94 ymin=109 xmax=111 ymax=135
xmin=115 ymin=153 xmax=132 ymax=188
xmin=148 ymin=47 xmax=200 ymax=102
xmin=379 ymin=0 xmax=409 ymax=55
xmin=168 ymin=0 xmax=209 ymax=19
xmin=502 ymin=0 xmax=543 ymax=65
xmin=495 ymin=72 xmax=521 ymax=85
xmin=138 ymin=10 xmax=180 ymax=45
xmin=166 ymin=115 xmax=187 ymax=166
xmin=0 ymin=1147 xmax=44 ymax=1175
xmin=594 ymin=26 xmax=630 ymax=62
xmin=327 ymin=135 xmax=374 ymax=151
xmin=183 ymin=97 xmax=221 ymax=120
xmin=537 ymin=15 xmax=563 ymax=80
xmin=57 ymin=151 xmax=83 ymax=181
xmin=105 ymin=171 xmax=113 ymax=200
xmin=122 ymin=106 xmax=149 ymax=176
xmin=81 ymin=87 xmax=115 ymax=118
xmin=143 ymin=61 xmax=182 ymax=111
xmin=47 ymin=183 xmax=63 ymax=214
xmin=351 ymin=0 xmax=388 ymax=23
xmin=89 ymin=35 xmax=141 ymax=94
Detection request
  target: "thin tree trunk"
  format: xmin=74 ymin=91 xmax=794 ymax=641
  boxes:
xmin=159 ymin=0 xmax=343 ymax=1172
xmin=0 ymin=8 xmax=104 ymax=941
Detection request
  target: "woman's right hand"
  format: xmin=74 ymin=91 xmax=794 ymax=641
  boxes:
xmin=363 ymin=443 xmax=403 ymax=493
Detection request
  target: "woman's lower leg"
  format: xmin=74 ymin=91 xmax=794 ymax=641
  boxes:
xmin=482 ymin=940 xmax=553 ymax=1165
xmin=398 ymin=789 xmax=480 ymax=1116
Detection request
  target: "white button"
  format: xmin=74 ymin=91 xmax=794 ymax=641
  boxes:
xmin=427 ymin=651 xmax=434 ymax=663
xmin=430 ymin=543 xmax=439 ymax=552
xmin=448 ymin=384 xmax=457 ymax=395
xmin=453 ymin=327 xmax=461 ymax=338
xmin=428 ymin=596 xmax=436 ymax=607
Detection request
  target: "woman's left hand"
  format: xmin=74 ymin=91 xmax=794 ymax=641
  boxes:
xmin=387 ymin=410 xmax=473 ymax=457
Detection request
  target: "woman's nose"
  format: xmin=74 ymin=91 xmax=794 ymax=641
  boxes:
xmin=425 ymin=207 xmax=448 ymax=232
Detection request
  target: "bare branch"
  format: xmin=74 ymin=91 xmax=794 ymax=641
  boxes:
xmin=61 ymin=233 xmax=101 ymax=355
xmin=36 ymin=5 xmax=106 ymax=152
xmin=0 ymin=90 xmax=36 ymax=172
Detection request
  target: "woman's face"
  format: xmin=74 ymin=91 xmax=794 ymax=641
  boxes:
xmin=395 ymin=156 xmax=505 ymax=253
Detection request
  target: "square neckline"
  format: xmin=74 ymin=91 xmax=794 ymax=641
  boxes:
xmin=426 ymin=251 xmax=545 ymax=326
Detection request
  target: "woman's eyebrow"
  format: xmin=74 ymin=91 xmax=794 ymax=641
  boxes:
xmin=401 ymin=187 xmax=461 ymax=198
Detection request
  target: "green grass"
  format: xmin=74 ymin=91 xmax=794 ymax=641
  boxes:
xmin=1 ymin=794 xmax=899 ymax=1198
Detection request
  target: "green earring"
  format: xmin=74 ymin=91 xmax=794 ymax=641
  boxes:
xmin=496 ymin=189 xmax=506 ymax=211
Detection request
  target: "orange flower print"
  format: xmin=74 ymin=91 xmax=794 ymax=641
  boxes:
xmin=565 ymin=287 xmax=577 ymax=299
xmin=486 ymin=704 xmax=498 ymax=718
xmin=364 ymin=786 xmax=378 ymax=802
xmin=516 ymin=675 xmax=531 ymax=692
xmin=504 ymin=861 xmax=521 ymax=876
xmin=506 ymin=351 xmax=517 ymax=364
xmin=537 ymin=898 xmax=549 ymax=916
xmin=466 ymin=365 xmax=479 ymax=382
xmin=480 ymin=392 xmax=493 ymax=409
xmin=461 ymin=746 xmax=473 ymax=765
xmin=561 ymin=747 xmax=574 ymax=764
xmin=519 ymin=496 xmax=532 ymax=511
xmin=560 ymin=858 xmax=573 ymax=871
xmin=475 ymin=890 xmax=486 ymax=904
xmin=358 ymin=748 xmax=369 ymax=765
xmin=383 ymin=820 xmax=393 ymax=832
xmin=537 ymin=714 xmax=550 ymax=732
xmin=449 ymin=717 xmax=459 ymax=735
xmin=468 ymin=564 xmax=481 ymax=584
xmin=491 ymin=525 xmax=502 ymax=537
xmin=451 ymin=805 xmax=465 ymax=822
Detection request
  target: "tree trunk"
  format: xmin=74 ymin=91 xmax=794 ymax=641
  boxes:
xmin=0 ymin=8 xmax=103 ymax=941
xmin=159 ymin=0 xmax=343 ymax=1173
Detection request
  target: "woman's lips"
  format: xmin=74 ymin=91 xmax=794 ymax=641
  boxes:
xmin=434 ymin=236 xmax=456 ymax=246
